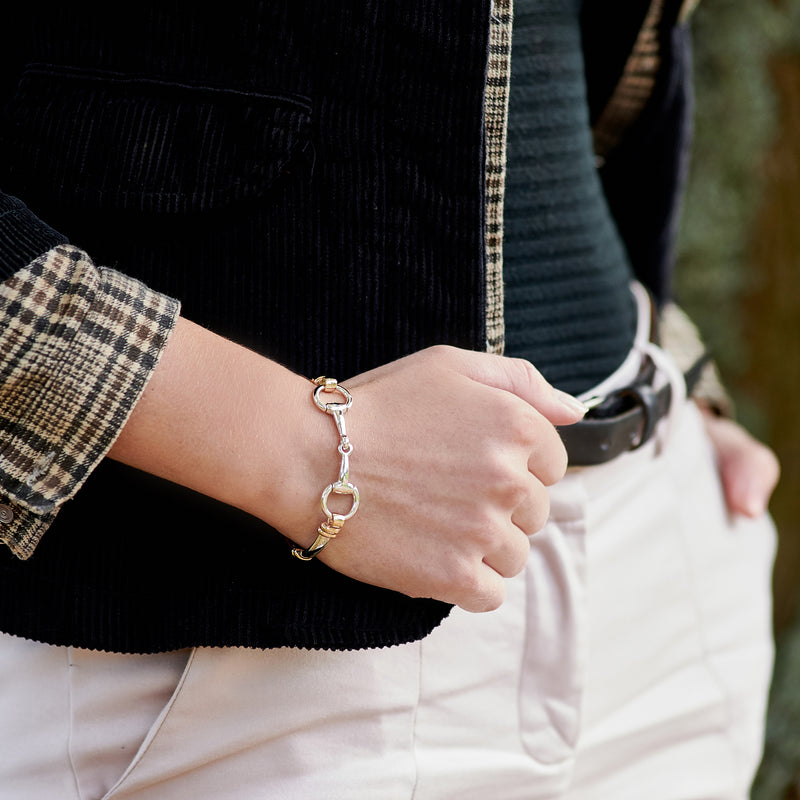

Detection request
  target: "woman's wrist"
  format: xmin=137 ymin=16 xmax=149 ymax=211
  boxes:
xmin=108 ymin=316 xmax=333 ymax=545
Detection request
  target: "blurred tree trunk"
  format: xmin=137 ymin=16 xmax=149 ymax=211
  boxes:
xmin=740 ymin=51 xmax=800 ymax=800
xmin=675 ymin=6 xmax=800 ymax=794
xmin=743 ymin=53 xmax=800 ymax=632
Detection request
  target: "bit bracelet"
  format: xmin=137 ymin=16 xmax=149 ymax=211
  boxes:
xmin=291 ymin=377 xmax=360 ymax=561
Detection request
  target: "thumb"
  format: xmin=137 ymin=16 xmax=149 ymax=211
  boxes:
xmin=446 ymin=347 xmax=589 ymax=426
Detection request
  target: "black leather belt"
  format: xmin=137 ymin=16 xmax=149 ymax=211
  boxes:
xmin=558 ymin=354 xmax=709 ymax=466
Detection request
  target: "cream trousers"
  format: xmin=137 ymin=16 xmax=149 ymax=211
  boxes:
xmin=0 ymin=323 xmax=776 ymax=800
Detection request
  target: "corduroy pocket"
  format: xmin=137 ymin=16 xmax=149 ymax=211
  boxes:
xmin=0 ymin=63 xmax=313 ymax=214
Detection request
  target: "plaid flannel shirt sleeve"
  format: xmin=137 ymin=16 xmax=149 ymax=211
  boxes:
xmin=0 ymin=243 xmax=180 ymax=559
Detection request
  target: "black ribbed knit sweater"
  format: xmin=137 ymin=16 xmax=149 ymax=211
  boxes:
xmin=503 ymin=0 xmax=636 ymax=394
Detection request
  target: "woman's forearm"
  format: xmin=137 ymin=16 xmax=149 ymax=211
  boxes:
xmin=109 ymin=317 xmax=588 ymax=611
xmin=108 ymin=316 xmax=327 ymax=537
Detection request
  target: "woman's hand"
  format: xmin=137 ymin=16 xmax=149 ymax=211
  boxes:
xmin=699 ymin=406 xmax=780 ymax=517
xmin=111 ymin=321 xmax=586 ymax=613
xmin=284 ymin=345 xmax=587 ymax=612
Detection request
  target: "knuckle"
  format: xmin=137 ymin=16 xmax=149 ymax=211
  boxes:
xmin=505 ymin=387 xmax=538 ymax=425
xmin=530 ymin=498 xmax=551 ymax=533
xmin=545 ymin=445 xmax=569 ymax=485
xmin=478 ymin=447 xmax=517 ymax=490
xmin=495 ymin=471 xmax=531 ymax=510
xmin=467 ymin=515 xmax=506 ymax=553
xmin=504 ymin=534 xmax=531 ymax=577
xmin=424 ymin=343 xmax=458 ymax=364
xmin=476 ymin=592 xmax=505 ymax=613
xmin=534 ymin=429 xmax=569 ymax=486
xmin=460 ymin=580 xmax=506 ymax=613
xmin=506 ymin=357 xmax=544 ymax=397
xmin=507 ymin=407 xmax=539 ymax=448
xmin=445 ymin=558 xmax=483 ymax=601
xmin=523 ymin=486 xmax=551 ymax=534
xmin=500 ymin=476 xmax=530 ymax=510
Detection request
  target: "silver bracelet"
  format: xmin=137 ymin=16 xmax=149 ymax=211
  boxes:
xmin=291 ymin=377 xmax=360 ymax=561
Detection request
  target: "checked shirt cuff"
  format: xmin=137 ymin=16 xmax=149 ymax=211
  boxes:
xmin=660 ymin=301 xmax=735 ymax=419
xmin=0 ymin=244 xmax=180 ymax=559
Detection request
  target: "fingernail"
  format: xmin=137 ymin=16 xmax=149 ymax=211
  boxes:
xmin=553 ymin=389 xmax=589 ymax=417
xmin=735 ymin=479 xmax=767 ymax=517
xmin=742 ymin=490 xmax=767 ymax=518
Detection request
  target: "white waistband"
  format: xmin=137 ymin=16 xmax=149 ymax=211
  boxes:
xmin=576 ymin=281 xmax=687 ymax=454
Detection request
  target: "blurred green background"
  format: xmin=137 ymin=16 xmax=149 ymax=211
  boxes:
xmin=675 ymin=1 xmax=800 ymax=796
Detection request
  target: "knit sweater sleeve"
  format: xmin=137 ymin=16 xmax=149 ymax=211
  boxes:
xmin=0 ymin=194 xmax=180 ymax=560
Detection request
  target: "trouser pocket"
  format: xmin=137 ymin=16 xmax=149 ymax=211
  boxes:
xmin=411 ymin=475 xmax=589 ymax=800
xmin=517 ymin=512 xmax=587 ymax=768
xmin=69 ymin=647 xmax=193 ymax=800
xmin=105 ymin=644 xmax=422 ymax=800
xmin=0 ymin=633 xmax=190 ymax=800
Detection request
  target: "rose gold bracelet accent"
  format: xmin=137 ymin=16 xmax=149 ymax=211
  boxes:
xmin=291 ymin=377 xmax=360 ymax=561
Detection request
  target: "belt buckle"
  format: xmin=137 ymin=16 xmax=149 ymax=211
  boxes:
xmin=583 ymin=381 xmax=661 ymax=451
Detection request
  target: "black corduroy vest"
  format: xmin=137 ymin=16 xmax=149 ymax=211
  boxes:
xmin=0 ymin=2 xmax=495 ymax=652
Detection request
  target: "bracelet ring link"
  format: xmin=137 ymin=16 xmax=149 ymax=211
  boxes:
xmin=291 ymin=377 xmax=360 ymax=561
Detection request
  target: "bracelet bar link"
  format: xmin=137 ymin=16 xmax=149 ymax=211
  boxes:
xmin=291 ymin=377 xmax=360 ymax=561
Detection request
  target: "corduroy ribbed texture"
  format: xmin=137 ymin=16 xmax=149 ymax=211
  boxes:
xmin=0 ymin=1 xmax=694 ymax=653
xmin=0 ymin=194 xmax=67 ymax=280
xmin=503 ymin=0 xmax=637 ymax=394
xmin=0 ymin=1 xmax=494 ymax=652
